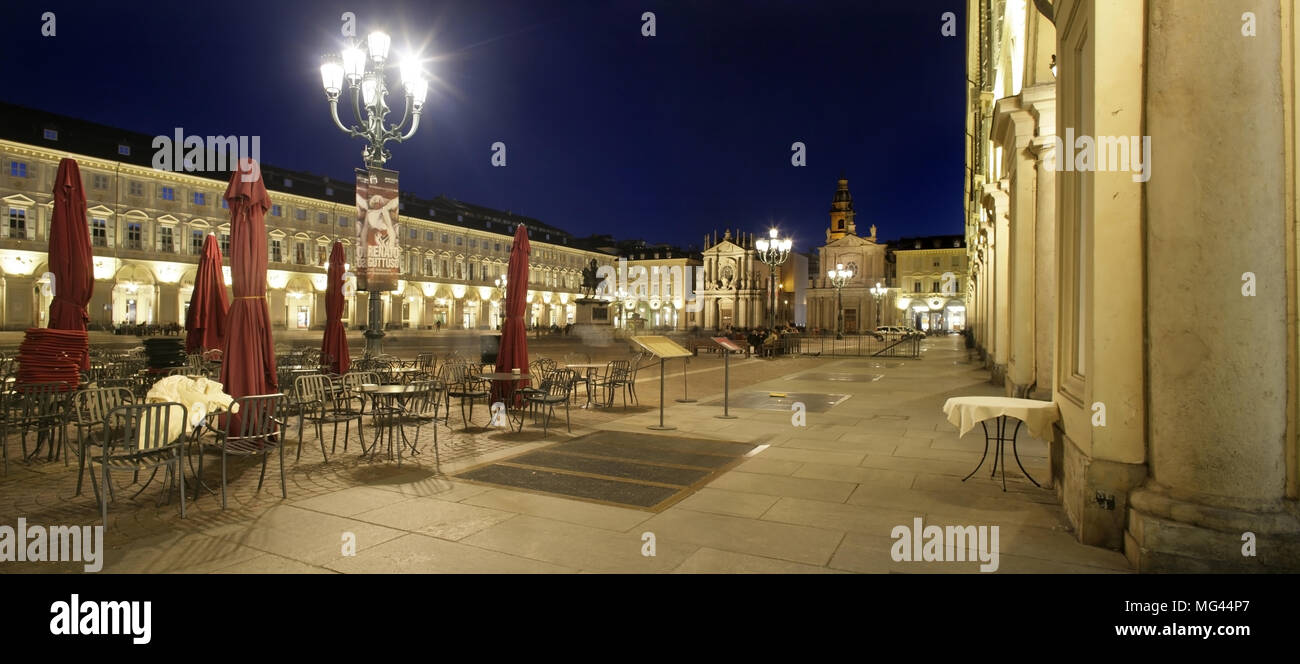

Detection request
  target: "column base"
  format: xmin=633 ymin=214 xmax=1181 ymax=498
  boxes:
xmin=1053 ymin=425 xmax=1148 ymax=551
xmin=988 ymin=363 xmax=1006 ymax=387
xmin=1126 ymin=483 xmax=1300 ymax=571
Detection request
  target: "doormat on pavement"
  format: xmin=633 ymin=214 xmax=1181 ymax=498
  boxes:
xmin=453 ymin=431 xmax=756 ymax=511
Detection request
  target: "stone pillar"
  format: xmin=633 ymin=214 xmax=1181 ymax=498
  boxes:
xmin=1127 ymin=0 xmax=1300 ymax=569
xmin=981 ymin=184 xmax=1010 ymax=383
xmin=994 ymin=96 xmax=1038 ymax=397
xmin=1029 ymin=96 xmax=1057 ymax=399
xmin=158 ymin=283 xmax=179 ymax=325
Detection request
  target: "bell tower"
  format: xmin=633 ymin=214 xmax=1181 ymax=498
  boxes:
xmin=828 ymin=174 xmax=857 ymax=241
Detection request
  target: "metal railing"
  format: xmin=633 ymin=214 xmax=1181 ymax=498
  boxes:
xmin=682 ymin=332 xmax=922 ymax=359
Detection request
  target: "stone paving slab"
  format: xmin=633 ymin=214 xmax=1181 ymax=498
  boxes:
xmin=672 ymin=547 xmax=843 ymax=574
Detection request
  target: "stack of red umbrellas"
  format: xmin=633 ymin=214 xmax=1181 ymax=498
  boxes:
xmin=17 ymin=328 xmax=87 ymax=389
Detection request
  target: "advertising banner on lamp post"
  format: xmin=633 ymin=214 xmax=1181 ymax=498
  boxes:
xmin=355 ymin=167 xmax=400 ymax=292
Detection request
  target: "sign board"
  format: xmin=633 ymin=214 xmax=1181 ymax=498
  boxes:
xmin=712 ymin=336 xmax=743 ymax=353
xmin=631 ymin=335 xmax=693 ymax=359
xmin=355 ymin=167 xmax=400 ymax=292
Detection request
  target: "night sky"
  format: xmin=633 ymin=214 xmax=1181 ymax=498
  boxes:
xmin=4 ymin=0 xmax=965 ymax=251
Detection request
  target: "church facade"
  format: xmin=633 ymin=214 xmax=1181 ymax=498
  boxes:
xmin=694 ymin=229 xmax=774 ymax=330
xmin=806 ymin=177 xmax=889 ymax=334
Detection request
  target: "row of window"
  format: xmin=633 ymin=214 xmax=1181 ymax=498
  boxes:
xmin=7 ymin=159 xmax=586 ymax=264
xmin=912 ymin=279 xmax=961 ymax=294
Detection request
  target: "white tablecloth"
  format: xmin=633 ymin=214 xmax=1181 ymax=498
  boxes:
xmin=942 ymin=396 xmax=1060 ymax=441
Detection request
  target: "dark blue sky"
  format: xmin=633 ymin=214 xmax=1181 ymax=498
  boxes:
xmin=5 ymin=0 xmax=965 ymax=251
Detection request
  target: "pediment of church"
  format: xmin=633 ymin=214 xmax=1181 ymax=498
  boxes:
xmin=703 ymin=240 xmax=746 ymax=256
xmin=824 ymin=234 xmax=875 ymax=249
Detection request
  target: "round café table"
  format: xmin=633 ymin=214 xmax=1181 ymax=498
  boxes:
xmin=942 ymin=396 xmax=1059 ymax=491
xmin=564 ymin=363 xmax=607 ymax=408
xmin=354 ymin=383 xmax=440 ymax=464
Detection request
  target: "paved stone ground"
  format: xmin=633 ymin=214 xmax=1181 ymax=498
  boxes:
xmin=0 ymin=336 xmax=1131 ymax=574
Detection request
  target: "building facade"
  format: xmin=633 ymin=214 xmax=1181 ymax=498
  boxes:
xmin=963 ymin=0 xmax=1300 ymax=569
xmin=606 ymin=247 xmax=703 ymax=332
xmin=892 ymin=235 xmax=968 ymax=332
xmin=806 ymin=177 xmax=889 ymax=334
xmin=0 ymin=102 xmax=613 ymax=332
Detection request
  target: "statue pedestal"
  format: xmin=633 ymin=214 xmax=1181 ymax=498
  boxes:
xmin=574 ymin=299 xmax=612 ymax=326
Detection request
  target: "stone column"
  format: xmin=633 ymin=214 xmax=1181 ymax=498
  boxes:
xmin=981 ymin=184 xmax=1010 ymax=383
xmin=1029 ymin=94 xmax=1057 ymax=399
xmin=994 ymin=96 xmax=1038 ymax=397
xmin=1128 ymin=0 xmax=1300 ymax=569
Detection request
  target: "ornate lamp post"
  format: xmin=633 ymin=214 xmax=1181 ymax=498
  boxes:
xmin=827 ymin=263 xmax=853 ymax=339
xmin=319 ymin=31 xmax=429 ymax=357
xmin=869 ymin=282 xmax=886 ymax=329
xmin=494 ymin=275 xmax=507 ymax=329
xmin=754 ymin=228 xmax=792 ymax=330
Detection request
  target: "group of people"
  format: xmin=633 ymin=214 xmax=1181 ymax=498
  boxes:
xmin=708 ymin=323 xmax=803 ymax=358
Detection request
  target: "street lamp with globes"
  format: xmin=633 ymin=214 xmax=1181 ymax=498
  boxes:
xmin=755 ymin=228 xmax=792 ymax=330
xmin=869 ymin=282 xmax=887 ymax=329
xmin=827 ymin=263 xmax=853 ymax=339
xmin=320 ymin=31 xmax=429 ymax=357
xmin=494 ymin=275 xmax=507 ymax=329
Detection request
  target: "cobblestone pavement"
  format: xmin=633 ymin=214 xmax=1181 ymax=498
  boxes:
xmin=0 ymin=337 xmax=1132 ymax=573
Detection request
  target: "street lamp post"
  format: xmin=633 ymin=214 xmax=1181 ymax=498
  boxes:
xmin=869 ymin=282 xmax=886 ymax=329
xmin=754 ymin=228 xmax=792 ymax=330
xmin=494 ymin=275 xmax=507 ymax=329
xmin=827 ymin=263 xmax=853 ymax=340
xmin=319 ymin=31 xmax=429 ymax=357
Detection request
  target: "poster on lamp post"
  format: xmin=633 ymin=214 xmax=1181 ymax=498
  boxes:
xmin=355 ymin=166 xmax=401 ymax=292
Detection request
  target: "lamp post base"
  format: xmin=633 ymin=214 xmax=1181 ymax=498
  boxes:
xmin=364 ymin=290 xmax=385 ymax=357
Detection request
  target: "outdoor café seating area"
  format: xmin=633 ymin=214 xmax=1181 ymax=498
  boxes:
xmin=0 ymin=343 xmax=654 ymax=528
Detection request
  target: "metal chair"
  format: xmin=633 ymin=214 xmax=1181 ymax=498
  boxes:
xmin=592 ymin=360 xmax=632 ymax=409
xmin=12 ymin=381 xmax=69 ymax=462
xmin=87 ymin=402 xmax=190 ymax=527
xmin=294 ymin=375 xmax=361 ymax=462
xmin=65 ymin=387 xmax=134 ymax=496
xmin=442 ymin=363 xmax=490 ymax=428
xmin=196 ymin=393 xmax=287 ymax=509
xmin=563 ymin=352 xmax=594 ymax=404
xmin=523 ymin=369 xmax=575 ymax=434
xmin=388 ymin=379 xmax=444 ymax=466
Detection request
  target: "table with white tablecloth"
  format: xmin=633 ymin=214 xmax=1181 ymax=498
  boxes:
xmin=941 ymin=396 xmax=1060 ymax=491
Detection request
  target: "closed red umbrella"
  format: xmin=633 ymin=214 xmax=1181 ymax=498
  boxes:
xmin=219 ymin=159 xmax=277 ymax=399
xmin=185 ymin=233 xmax=229 ymax=354
xmin=321 ymin=241 xmax=350 ymax=374
xmin=47 ymin=157 xmax=93 ymax=370
xmin=493 ymin=224 xmax=531 ymax=403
